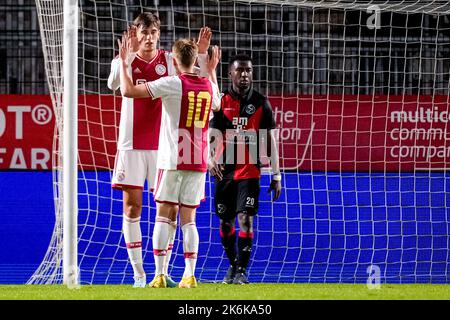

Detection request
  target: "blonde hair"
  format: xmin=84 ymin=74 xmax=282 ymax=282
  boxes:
xmin=172 ymin=39 xmax=198 ymax=68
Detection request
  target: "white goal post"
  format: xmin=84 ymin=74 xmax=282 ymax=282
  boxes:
xmin=62 ymin=0 xmax=79 ymax=287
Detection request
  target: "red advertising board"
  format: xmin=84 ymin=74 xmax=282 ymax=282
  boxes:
xmin=1 ymin=94 xmax=449 ymax=171
xmin=0 ymin=95 xmax=120 ymax=170
xmin=0 ymin=95 xmax=54 ymax=169
xmin=271 ymin=95 xmax=450 ymax=171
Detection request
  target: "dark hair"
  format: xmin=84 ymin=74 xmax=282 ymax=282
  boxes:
xmin=228 ymin=53 xmax=253 ymax=69
xmin=133 ymin=12 xmax=160 ymax=29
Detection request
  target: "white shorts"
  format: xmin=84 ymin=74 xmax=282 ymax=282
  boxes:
xmin=112 ymin=150 xmax=158 ymax=191
xmin=153 ymin=169 xmax=206 ymax=208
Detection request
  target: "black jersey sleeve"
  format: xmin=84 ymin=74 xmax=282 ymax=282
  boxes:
xmin=209 ymin=108 xmax=224 ymax=131
xmin=261 ymin=98 xmax=276 ymax=130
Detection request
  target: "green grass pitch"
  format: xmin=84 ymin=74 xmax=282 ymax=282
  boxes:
xmin=0 ymin=283 xmax=449 ymax=300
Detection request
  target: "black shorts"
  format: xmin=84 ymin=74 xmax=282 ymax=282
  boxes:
xmin=214 ymin=178 xmax=260 ymax=220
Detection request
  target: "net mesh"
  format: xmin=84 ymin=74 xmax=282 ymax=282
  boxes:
xmin=29 ymin=0 xmax=450 ymax=284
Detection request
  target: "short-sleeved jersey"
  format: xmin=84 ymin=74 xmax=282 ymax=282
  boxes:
xmin=210 ymin=87 xmax=276 ymax=180
xmin=107 ymin=49 xmax=175 ymax=151
xmin=145 ymin=73 xmax=221 ymax=172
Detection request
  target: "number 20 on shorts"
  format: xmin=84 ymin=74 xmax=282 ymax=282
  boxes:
xmin=186 ymin=91 xmax=211 ymax=128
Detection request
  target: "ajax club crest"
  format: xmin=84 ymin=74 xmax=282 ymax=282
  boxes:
xmin=117 ymin=170 xmax=125 ymax=182
xmin=155 ymin=64 xmax=167 ymax=76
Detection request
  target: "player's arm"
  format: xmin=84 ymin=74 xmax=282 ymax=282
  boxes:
xmin=208 ymin=110 xmax=225 ymax=180
xmin=117 ymin=32 xmax=150 ymax=98
xmin=268 ymin=128 xmax=281 ymax=201
xmin=211 ymin=83 xmax=222 ymax=112
xmin=167 ymin=27 xmax=211 ymax=76
xmin=204 ymin=45 xmax=221 ymax=113
xmin=107 ymin=57 xmax=120 ymax=91
xmin=206 ymin=45 xmax=221 ymax=87
xmin=262 ymin=99 xmax=282 ymax=201
xmin=208 ymin=142 xmax=224 ymax=181
xmin=196 ymin=27 xmax=212 ymax=77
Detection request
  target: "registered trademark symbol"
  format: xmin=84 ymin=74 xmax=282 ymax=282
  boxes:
xmin=32 ymin=104 xmax=52 ymax=125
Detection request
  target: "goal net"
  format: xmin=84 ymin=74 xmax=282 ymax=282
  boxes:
xmin=30 ymin=0 xmax=450 ymax=284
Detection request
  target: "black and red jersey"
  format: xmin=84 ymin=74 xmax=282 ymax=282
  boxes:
xmin=210 ymin=87 xmax=276 ymax=180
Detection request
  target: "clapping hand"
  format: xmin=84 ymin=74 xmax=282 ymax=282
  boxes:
xmin=206 ymin=45 xmax=221 ymax=73
xmin=117 ymin=31 xmax=133 ymax=63
xmin=197 ymin=27 xmax=212 ymax=54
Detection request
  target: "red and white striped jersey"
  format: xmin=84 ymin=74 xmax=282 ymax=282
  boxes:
xmin=107 ymin=49 xmax=175 ymax=151
xmin=146 ymin=73 xmax=221 ymax=172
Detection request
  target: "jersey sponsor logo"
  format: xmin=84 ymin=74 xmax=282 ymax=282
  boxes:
xmin=245 ymin=104 xmax=256 ymax=115
xmin=155 ymin=64 xmax=167 ymax=76
xmin=232 ymin=117 xmax=248 ymax=131
xmin=136 ymin=79 xmax=146 ymax=85
xmin=133 ymin=67 xmax=142 ymax=74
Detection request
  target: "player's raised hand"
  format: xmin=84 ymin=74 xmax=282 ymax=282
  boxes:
xmin=206 ymin=45 xmax=221 ymax=73
xmin=268 ymin=179 xmax=282 ymax=201
xmin=118 ymin=31 xmax=133 ymax=63
xmin=117 ymin=32 xmax=127 ymax=61
xmin=205 ymin=45 xmax=221 ymax=86
xmin=127 ymin=25 xmax=140 ymax=52
xmin=197 ymin=26 xmax=212 ymax=54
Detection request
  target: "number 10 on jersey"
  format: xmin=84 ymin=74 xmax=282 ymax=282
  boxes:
xmin=186 ymin=91 xmax=211 ymax=128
